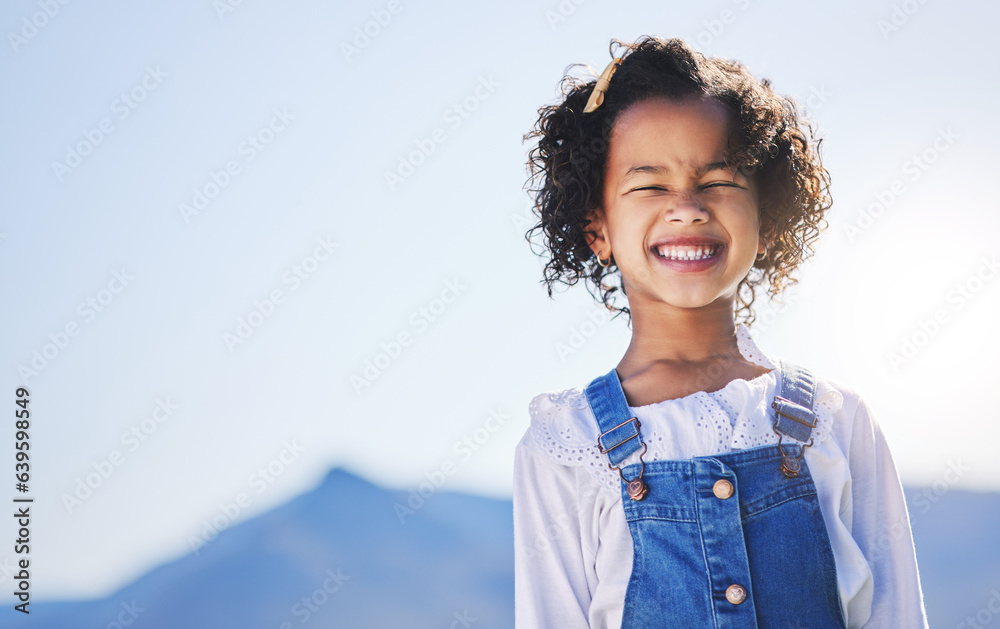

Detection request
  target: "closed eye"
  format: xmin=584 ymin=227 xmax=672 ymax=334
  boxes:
xmin=703 ymin=182 xmax=742 ymax=189
xmin=630 ymin=183 xmax=744 ymax=193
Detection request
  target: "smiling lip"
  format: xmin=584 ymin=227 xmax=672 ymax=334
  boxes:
xmin=650 ymin=236 xmax=725 ymax=273
xmin=650 ymin=235 xmax=725 ymax=249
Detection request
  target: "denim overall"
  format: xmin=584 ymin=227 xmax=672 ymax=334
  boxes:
xmin=584 ymin=360 xmax=847 ymax=628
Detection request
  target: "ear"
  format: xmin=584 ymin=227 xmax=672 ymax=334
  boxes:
xmin=756 ymin=220 xmax=771 ymax=257
xmin=584 ymin=206 xmax=611 ymax=259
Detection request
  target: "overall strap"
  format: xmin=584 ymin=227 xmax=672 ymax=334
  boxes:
xmin=586 ymin=359 xmax=819 ymax=467
xmin=584 ymin=368 xmax=643 ymax=468
xmin=772 ymin=359 xmax=818 ymax=443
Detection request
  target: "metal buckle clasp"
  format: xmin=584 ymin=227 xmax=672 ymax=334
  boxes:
xmin=772 ymin=395 xmax=818 ymax=430
xmin=598 ymin=417 xmax=649 ymax=500
xmin=771 ymin=397 xmax=815 ymax=478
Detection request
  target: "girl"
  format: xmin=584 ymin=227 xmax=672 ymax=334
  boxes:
xmin=514 ymin=36 xmax=929 ymax=628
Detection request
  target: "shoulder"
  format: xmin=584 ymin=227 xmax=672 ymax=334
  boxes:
xmin=785 ymin=362 xmax=875 ymax=447
xmin=522 ymin=385 xmax=602 ymax=453
xmin=773 ymin=358 xmax=864 ymax=412
xmin=516 ymin=384 xmax=622 ymax=492
xmin=806 ymin=367 xmax=869 ymax=420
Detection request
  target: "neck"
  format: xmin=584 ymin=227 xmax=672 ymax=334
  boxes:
xmin=618 ymin=297 xmax=741 ymax=375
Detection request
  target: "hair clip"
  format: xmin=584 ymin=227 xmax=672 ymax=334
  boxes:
xmin=582 ymin=57 xmax=621 ymax=113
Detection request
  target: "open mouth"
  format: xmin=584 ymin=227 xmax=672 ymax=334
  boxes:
xmin=653 ymin=244 xmax=721 ymax=261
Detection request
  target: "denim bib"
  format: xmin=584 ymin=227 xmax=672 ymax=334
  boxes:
xmin=584 ymin=360 xmax=847 ymax=628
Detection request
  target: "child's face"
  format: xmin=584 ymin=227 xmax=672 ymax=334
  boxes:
xmin=586 ymin=95 xmax=766 ymax=316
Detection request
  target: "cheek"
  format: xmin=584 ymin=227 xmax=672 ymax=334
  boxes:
xmin=726 ymin=209 xmax=763 ymax=257
xmin=740 ymin=200 xmax=763 ymax=234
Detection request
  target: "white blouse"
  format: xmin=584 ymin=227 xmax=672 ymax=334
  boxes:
xmin=513 ymin=323 xmax=929 ymax=629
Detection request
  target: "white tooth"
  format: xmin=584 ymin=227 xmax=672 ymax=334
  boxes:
xmin=658 ymin=245 xmax=720 ymax=260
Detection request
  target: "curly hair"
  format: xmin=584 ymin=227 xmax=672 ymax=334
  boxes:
xmin=523 ymin=36 xmax=832 ymax=326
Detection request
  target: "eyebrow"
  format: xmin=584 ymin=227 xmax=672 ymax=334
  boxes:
xmin=621 ymin=161 xmax=733 ymax=181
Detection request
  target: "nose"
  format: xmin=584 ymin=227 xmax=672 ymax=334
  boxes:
xmin=663 ymin=193 xmax=709 ymax=224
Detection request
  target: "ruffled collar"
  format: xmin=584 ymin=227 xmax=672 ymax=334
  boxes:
xmin=734 ymin=322 xmax=778 ymax=370
xmin=626 ymin=322 xmax=778 ymax=410
xmin=527 ymin=323 xmax=844 ymax=492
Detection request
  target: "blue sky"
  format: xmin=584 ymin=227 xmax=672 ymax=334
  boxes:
xmin=1 ymin=0 xmax=998 ymax=600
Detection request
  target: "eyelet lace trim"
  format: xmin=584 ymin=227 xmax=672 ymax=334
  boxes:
xmin=527 ymin=388 xmax=618 ymax=490
xmin=526 ymin=324 xmax=842 ymax=492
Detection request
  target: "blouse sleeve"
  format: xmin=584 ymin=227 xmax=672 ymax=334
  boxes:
xmin=513 ymin=428 xmax=595 ymax=629
xmin=847 ymin=395 xmax=930 ymax=628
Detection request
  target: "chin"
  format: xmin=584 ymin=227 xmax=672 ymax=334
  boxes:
xmin=659 ymin=294 xmax=718 ymax=310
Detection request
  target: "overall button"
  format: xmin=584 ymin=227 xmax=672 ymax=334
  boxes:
xmin=712 ymin=479 xmax=734 ymax=500
xmin=725 ymin=583 xmax=747 ymax=605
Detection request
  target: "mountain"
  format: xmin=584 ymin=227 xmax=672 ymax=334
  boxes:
xmin=906 ymin=486 xmax=1000 ymax=626
xmin=11 ymin=469 xmax=513 ymax=628
xmin=4 ymin=471 xmax=998 ymax=628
